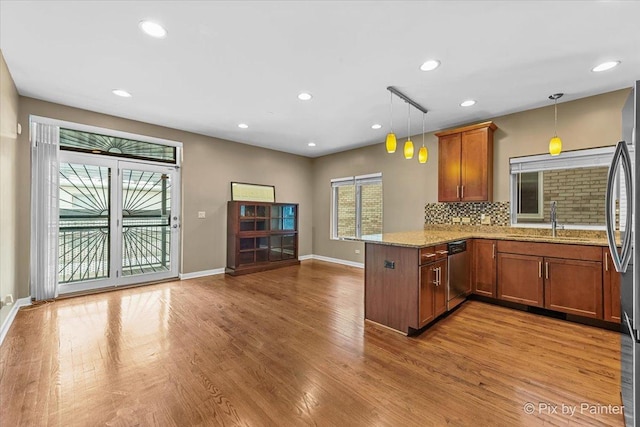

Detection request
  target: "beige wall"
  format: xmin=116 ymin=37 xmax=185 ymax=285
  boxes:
xmin=311 ymin=89 xmax=630 ymax=263
xmin=14 ymin=97 xmax=313 ymax=299
xmin=0 ymin=50 xmax=21 ymax=324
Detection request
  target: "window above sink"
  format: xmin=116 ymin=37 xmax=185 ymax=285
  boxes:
xmin=509 ymin=146 xmax=616 ymax=230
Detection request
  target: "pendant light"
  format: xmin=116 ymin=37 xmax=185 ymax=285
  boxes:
xmin=385 ymin=91 xmax=397 ymax=153
xmin=404 ymin=102 xmax=414 ymax=159
xmin=418 ymin=112 xmax=428 ymax=163
xmin=548 ymin=93 xmax=563 ymax=156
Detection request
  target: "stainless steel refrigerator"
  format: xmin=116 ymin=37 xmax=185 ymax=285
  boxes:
xmin=606 ymin=80 xmax=639 ymax=427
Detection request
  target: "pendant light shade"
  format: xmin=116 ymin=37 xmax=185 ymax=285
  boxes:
xmin=404 ymin=102 xmax=414 ymax=159
xmin=418 ymin=112 xmax=428 ymax=163
xmin=548 ymin=93 xmax=563 ymax=156
xmin=549 ymin=136 xmax=562 ymax=156
xmin=385 ymin=133 xmax=397 ymax=153
xmin=385 ymin=91 xmax=396 ymax=153
xmin=404 ymin=139 xmax=414 ymax=159
xmin=418 ymin=146 xmax=428 ymax=163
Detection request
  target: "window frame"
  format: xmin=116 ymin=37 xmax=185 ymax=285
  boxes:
xmin=331 ymin=173 xmax=382 ymax=240
xmin=515 ymin=171 xmax=544 ymax=220
xmin=509 ymin=146 xmax=615 ymax=230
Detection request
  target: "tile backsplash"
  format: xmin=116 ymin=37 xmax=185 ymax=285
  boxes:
xmin=425 ymin=201 xmax=510 ymax=226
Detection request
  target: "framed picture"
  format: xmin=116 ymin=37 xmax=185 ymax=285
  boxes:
xmin=231 ymin=182 xmax=276 ymax=202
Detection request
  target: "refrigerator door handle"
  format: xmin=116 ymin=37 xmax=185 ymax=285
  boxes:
xmin=605 ymin=140 xmax=633 ymax=273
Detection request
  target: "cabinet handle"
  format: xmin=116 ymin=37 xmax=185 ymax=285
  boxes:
xmin=461 ymin=185 xmax=464 ymax=199
xmin=538 ymin=261 xmax=542 ymax=278
xmin=438 ymin=267 xmax=442 ymax=286
xmin=605 ymin=252 xmax=609 ymax=272
xmin=545 ymin=262 xmax=549 ymax=279
xmin=492 ymin=244 xmax=496 ymax=259
xmin=456 ymin=185 xmax=460 ymax=199
xmin=433 ymin=267 xmax=438 ymax=285
xmin=436 ymin=250 xmax=449 ymax=255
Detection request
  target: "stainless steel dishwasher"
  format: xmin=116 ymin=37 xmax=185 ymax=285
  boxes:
xmin=447 ymin=240 xmax=470 ymax=310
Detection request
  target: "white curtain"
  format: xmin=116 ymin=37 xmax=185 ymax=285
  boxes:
xmin=30 ymin=122 xmax=60 ymax=300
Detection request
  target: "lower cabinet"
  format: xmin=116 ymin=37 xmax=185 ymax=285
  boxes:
xmin=472 ymin=239 xmax=497 ymax=297
xmin=495 ymin=241 xmax=604 ymax=319
xmin=497 ymin=253 xmax=544 ymax=307
xmin=603 ymin=248 xmax=622 ymax=323
xmin=419 ymin=259 xmax=448 ymax=328
xmin=544 ymin=257 xmax=602 ymax=318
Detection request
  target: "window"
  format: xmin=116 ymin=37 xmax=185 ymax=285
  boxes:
xmin=510 ymin=146 xmax=615 ymax=228
xmin=516 ymin=171 xmax=543 ymax=220
xmin=331 ymin=173 xmax=382 ymax=239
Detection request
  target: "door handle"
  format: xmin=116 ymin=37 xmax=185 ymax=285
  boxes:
xmin=538 ymin=261 xmax=542 ymax=278
xmin=545 ymin=262 xmax=549 ymax=280
xmin=605 ymin=140 xmax=633 ymax=272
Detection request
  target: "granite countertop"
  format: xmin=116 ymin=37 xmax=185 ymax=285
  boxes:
xmin=359 ymin=225 xmax=611 ymax=248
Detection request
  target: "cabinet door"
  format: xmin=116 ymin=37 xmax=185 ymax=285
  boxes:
xmin=434 ymin=259 xmax=448 ymax=317
xmin=545 ymin=257 xmax=603 ymax=319
xmin=497 ymin=253 xmax=544 ymax=307
xmin=473 ymin=239 xmax=496 ymax=297
xmin=438 ymin=133 xmax=462 ymax=202
xmin=460 ymin=128 xmax=492 ymax=202
xmin=603 ymin=248 xmax=621 ymax=323
xmin=419 ymin=264 xmax=436 ymax=327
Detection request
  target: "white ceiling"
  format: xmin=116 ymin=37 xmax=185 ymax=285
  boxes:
xmin=1 ymin=1 xmax=639 ymax=157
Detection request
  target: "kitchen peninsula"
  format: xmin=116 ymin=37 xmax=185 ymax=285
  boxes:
xmin=364 ymin=228 xmax=617 ymax=335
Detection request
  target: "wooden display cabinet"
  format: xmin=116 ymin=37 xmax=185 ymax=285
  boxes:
xmin=226 ymin=201 xmax=299 ymax=275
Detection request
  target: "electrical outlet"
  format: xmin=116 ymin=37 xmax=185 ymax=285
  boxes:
xmin=461 ymin=217 xmax=471 ymax=224
xmin=481 ymin=215 xmax=492 ymax=225
xmin=198 ymin=211 xmax=206 ymax=219
xmin=452 ymin=217 xmax=461 ymax=224
xmin=4 ymin=294 xmax=14 ymax=306
xmin=355 ymin=249 xmax=361 ymax=254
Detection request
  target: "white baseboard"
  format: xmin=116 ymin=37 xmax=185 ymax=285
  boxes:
xmin=302 ymin=254 xmax=364 ymax=269
xmin=179 ymin=268 xmax=226 ymax=280
xmin=298 ymin=255 xmax=313 ymax=261
xmin=0 ymin=297 xmax=32 ymax=346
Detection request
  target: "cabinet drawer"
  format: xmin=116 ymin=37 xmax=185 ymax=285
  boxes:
xmin=420 ymin=244 xmax=448 ymax=264
xmin=496 ymin=240 xmax=601 ymax=261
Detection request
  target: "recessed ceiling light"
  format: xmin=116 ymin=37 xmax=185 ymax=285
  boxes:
xmin=371 ymin=124 xmax=382 ymax=130
xmin=298 ymin=92 xmax=313 ymax=101
xmin=308 ymin=142 xmax=316 ymax=147
xmin=460 ymin=100 xmax=476 ymax=107
xmin=591 ymin=61 xmax=620 ymax=72
xmin=420 ymin=60 xmax=441 ymax=71
xmin=139 ymin=20 xmax=167 ymax=39
xmin=238 ymin=123 xmax=249 ymax=129
xmin=112 ymin=89 xmax=132 ymax=98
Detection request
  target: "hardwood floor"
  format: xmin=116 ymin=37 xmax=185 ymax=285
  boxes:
xmin=0 ymin=260 xmax=623 ymax=426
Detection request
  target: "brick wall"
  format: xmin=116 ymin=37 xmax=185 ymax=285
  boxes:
xmin=360 ymin=183 xmax=383 ymax=236
xmin=336 ymin=183 xmax=382 ymax=237
xmin=543 ymin=167 xmax=607 ymax=225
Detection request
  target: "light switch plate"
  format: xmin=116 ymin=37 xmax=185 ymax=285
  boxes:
xmin=481 ymin=215 xmax=492 ymax=225
xmin=452 ymin=217 xmax=461 ymax=223
xmin=198 ymin=211 xmax=206 ymax=219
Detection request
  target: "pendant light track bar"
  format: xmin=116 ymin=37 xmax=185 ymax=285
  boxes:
xmin=387 ymin=86 xmax=428 ymax=114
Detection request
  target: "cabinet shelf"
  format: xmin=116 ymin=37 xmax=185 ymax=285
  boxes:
xmin=227 ymin=201 xmax=299 ymax=275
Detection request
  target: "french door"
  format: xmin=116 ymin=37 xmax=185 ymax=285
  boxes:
xmin=58 ymin=152 xmax=180 ymax=294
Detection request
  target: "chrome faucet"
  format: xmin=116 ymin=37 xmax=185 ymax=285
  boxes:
xmin=550 ymin=201 xmax=558 ymax=237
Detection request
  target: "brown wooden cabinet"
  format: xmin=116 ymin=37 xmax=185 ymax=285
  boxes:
xmin=472 ymin=239 xmax=497 ymax=297
xmin=495 ymin=240 xmax=603 ymax=319
xmin=603 ymin=248 xmax=622 ymax=323
xmin=544 ymin=257 xmax=602 ymax=318
xmin=497 ymin=252 xmax=544 ymax=307
xmin=226 ymin=201 xmax=299 ymax=275
xmin=436 ymin=121 xmax=497 ymax=202
xmin=365 ymin=242 xmax=448 ymax=334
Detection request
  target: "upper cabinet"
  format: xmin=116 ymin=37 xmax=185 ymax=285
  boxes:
xmin=436 ymin=121 xmax=497 ymax=202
